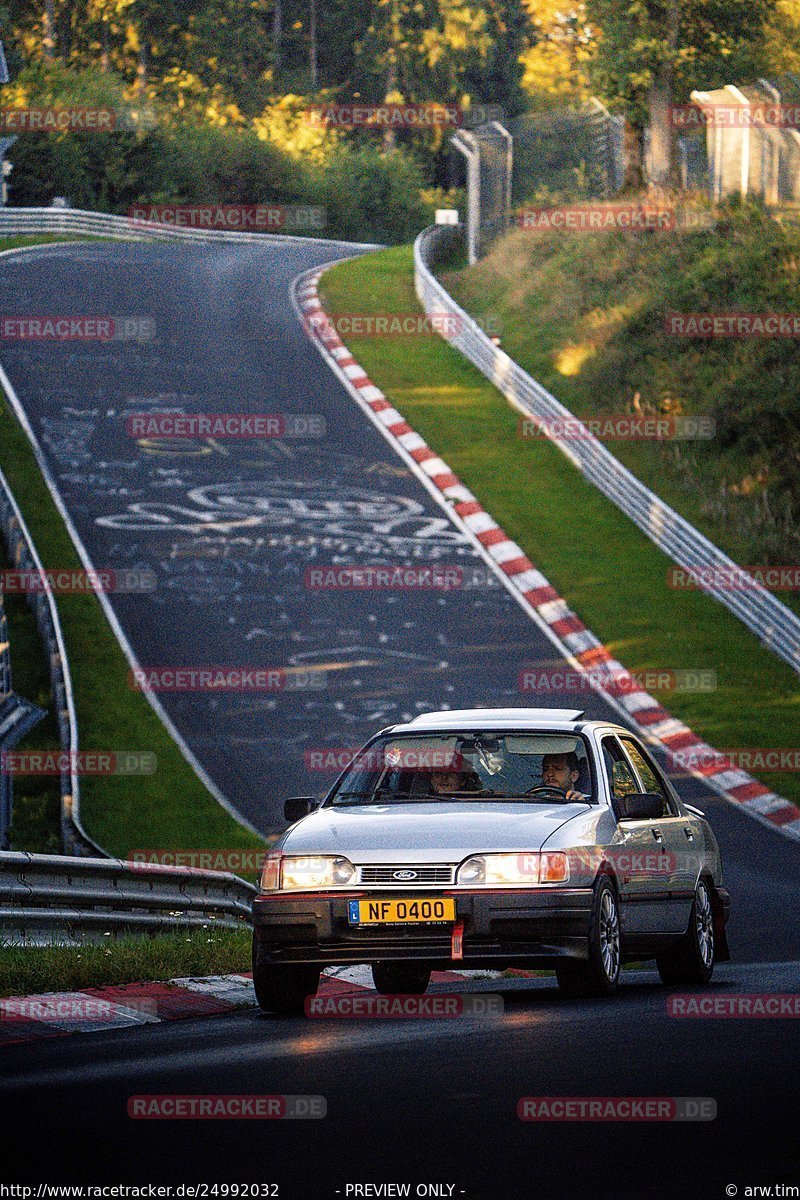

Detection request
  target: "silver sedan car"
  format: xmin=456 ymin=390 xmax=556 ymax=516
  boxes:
xmin=252 ymin=708 xmax=731 ymax=1014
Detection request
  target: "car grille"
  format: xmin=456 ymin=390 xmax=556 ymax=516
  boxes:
xmin=358 ymin=864 xmax=455 ymax=886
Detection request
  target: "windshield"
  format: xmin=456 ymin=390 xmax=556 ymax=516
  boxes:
xmin=328 ymin=732 xmax=594 ymax=805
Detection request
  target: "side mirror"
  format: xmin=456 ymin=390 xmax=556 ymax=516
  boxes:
xmin=284 ymin=796 xmax=318 ymax=823
xmin=615 ymin=792 xmax=664 ymax=820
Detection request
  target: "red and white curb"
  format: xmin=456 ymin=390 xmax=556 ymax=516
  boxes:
xmin=294 ymin=267 xmax=800 ymax=842
xmin=0 ymin=967 xmax=482 ymax=1046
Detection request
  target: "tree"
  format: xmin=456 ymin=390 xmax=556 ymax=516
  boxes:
xmin=520 ymin=0 xmax=593 ymax=104
xmin=353 ymin=0 xmax=528 ymax=121
xmin=43 ymin=0 xmax=56 ymax=58
xmin=585 ymin=0 xmax=776 ymax=188
xmin=84 ymin=0 xmax=136 ymax=71
xmin=763 ymin=0 xmax=800 ymax=74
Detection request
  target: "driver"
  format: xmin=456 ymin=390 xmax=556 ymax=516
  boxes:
xmin=541 ymin=752 xmax=586 ymax=802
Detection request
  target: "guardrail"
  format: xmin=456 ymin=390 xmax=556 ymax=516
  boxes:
xmin=0 ymin=594 xmax=45 ymax=851
xmin=414 ymin=223 xmax=800 ymax=675
xmin=0 ymin=851 xmax=256 ymax=944
xmin=0 ymin=206 xmax=379 ymax=247
xmin=0 ymin=468 xmax=101 ymax=856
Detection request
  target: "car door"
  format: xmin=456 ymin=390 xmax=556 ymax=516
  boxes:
xmin=618 ymin=736 xmax=696 ymax=933
xmin=600 ymin=736 xmax=668 ymax=935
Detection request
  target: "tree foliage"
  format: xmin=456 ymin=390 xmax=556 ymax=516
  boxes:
xmin=520 ymin=1 xmax=592 ymax=105
xmin=583 ymin=0 xmax=777 ymax=184
xmin=4 ymin=0 xmax=534 ymax=119
xmin=584 ymin=0 xmax=776 ymax=126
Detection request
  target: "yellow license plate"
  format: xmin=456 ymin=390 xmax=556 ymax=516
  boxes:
xmin=349 ymin=897 xmax=456 ymax=925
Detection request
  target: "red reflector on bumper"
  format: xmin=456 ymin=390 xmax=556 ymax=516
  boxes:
xmin=451 ymin=919 xmax=464 ymax=961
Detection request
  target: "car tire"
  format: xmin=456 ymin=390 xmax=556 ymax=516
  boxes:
xmin=372 ymin=962 xmax=432 ymax=995
xmin=253 ymin=963 xmax=321 ymax=1016
xmin=656 ymin=878 xmax=715 ymax=986
xmin=555 ymin=876 xmax=621 ymax=998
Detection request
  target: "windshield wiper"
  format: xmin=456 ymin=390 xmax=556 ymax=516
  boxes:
xmin=332 ymin=790 xmax=592 ymax=806
xmin=332 ymin=789 xmax=396 ymax=806
xmin=333 ymin=791 xmax=493 ymax=805
xmin=392 ymin=793 xmax=510 ymax=802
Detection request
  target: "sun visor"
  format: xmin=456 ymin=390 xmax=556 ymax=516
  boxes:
xmin=505 ymin=736 xmax=581 ymax=755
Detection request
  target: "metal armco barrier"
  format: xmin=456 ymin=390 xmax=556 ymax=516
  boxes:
xmin=0 ymin=468 xmax=100 ymax=856
xmin=0 ymin=851 xmax=256 ymax=944
xmin=0 ymin=206 xmax=379 ymax=248
xmin=414 ymin=224 xmax=800 ymax=675
xmin=1 ymin=586 xmax=47 ymax=845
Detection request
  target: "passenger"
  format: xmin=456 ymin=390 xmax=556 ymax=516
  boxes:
xmin=429 ymin=768 xmax=481 ymax=795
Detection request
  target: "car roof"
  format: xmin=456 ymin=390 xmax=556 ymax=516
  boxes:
xmin=389 ymin=707 xmax=603 ymax=734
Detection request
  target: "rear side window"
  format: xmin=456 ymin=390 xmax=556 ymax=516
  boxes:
xmin=601 ymin=737 xmax=639 ymax=800
xmin=619 ymin=738 xmax=673 ymax=816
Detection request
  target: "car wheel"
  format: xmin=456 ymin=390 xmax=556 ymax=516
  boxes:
xmin=555 ymin=877 xmax=621 ymax=998
xmin=372 ymin=962 xmax=432 ymax=995
xmin=253 ymin=963 xmax=321 ymax=1016
xmin=656 ymin=878 xmax=715 ymax=986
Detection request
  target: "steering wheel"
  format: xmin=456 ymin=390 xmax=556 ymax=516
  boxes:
xmin=524 ymin=785 xmax=570 ymax=800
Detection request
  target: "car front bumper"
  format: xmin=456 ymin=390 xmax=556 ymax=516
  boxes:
xmin=252 ymin=887 xmax=595 ymax=969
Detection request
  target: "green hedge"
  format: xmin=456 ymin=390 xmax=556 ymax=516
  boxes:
xmin=6 ymin=66 xmax=450 ymax=244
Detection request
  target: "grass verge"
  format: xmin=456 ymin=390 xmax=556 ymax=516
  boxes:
xmin=0 ymin=927 xmax=251 ymax=998
xmin=0 ymin=235 xmax=107 ymax=250
xmin=321 ymin=246 xmax=800 ymax=808
xmin=0 ymin=236 xmax=266 ymax=860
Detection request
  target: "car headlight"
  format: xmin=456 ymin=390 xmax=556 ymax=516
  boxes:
xmin=266 ymin=854 xmax=355 ymax=892
xmin=456 ymin=852 xmax=569 ymax=886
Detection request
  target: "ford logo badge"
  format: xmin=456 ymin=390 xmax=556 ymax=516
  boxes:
xmin=393 ymin=870 xmax=417 ymax=880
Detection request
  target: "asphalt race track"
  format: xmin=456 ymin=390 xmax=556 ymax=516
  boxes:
xmin=1 ymin=238 xmax=800 ymax=1198
xmin=2 ymin=961 xmax=800 ymax=1198
xmin=0 ymin=236 xmax=631 ymax=831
